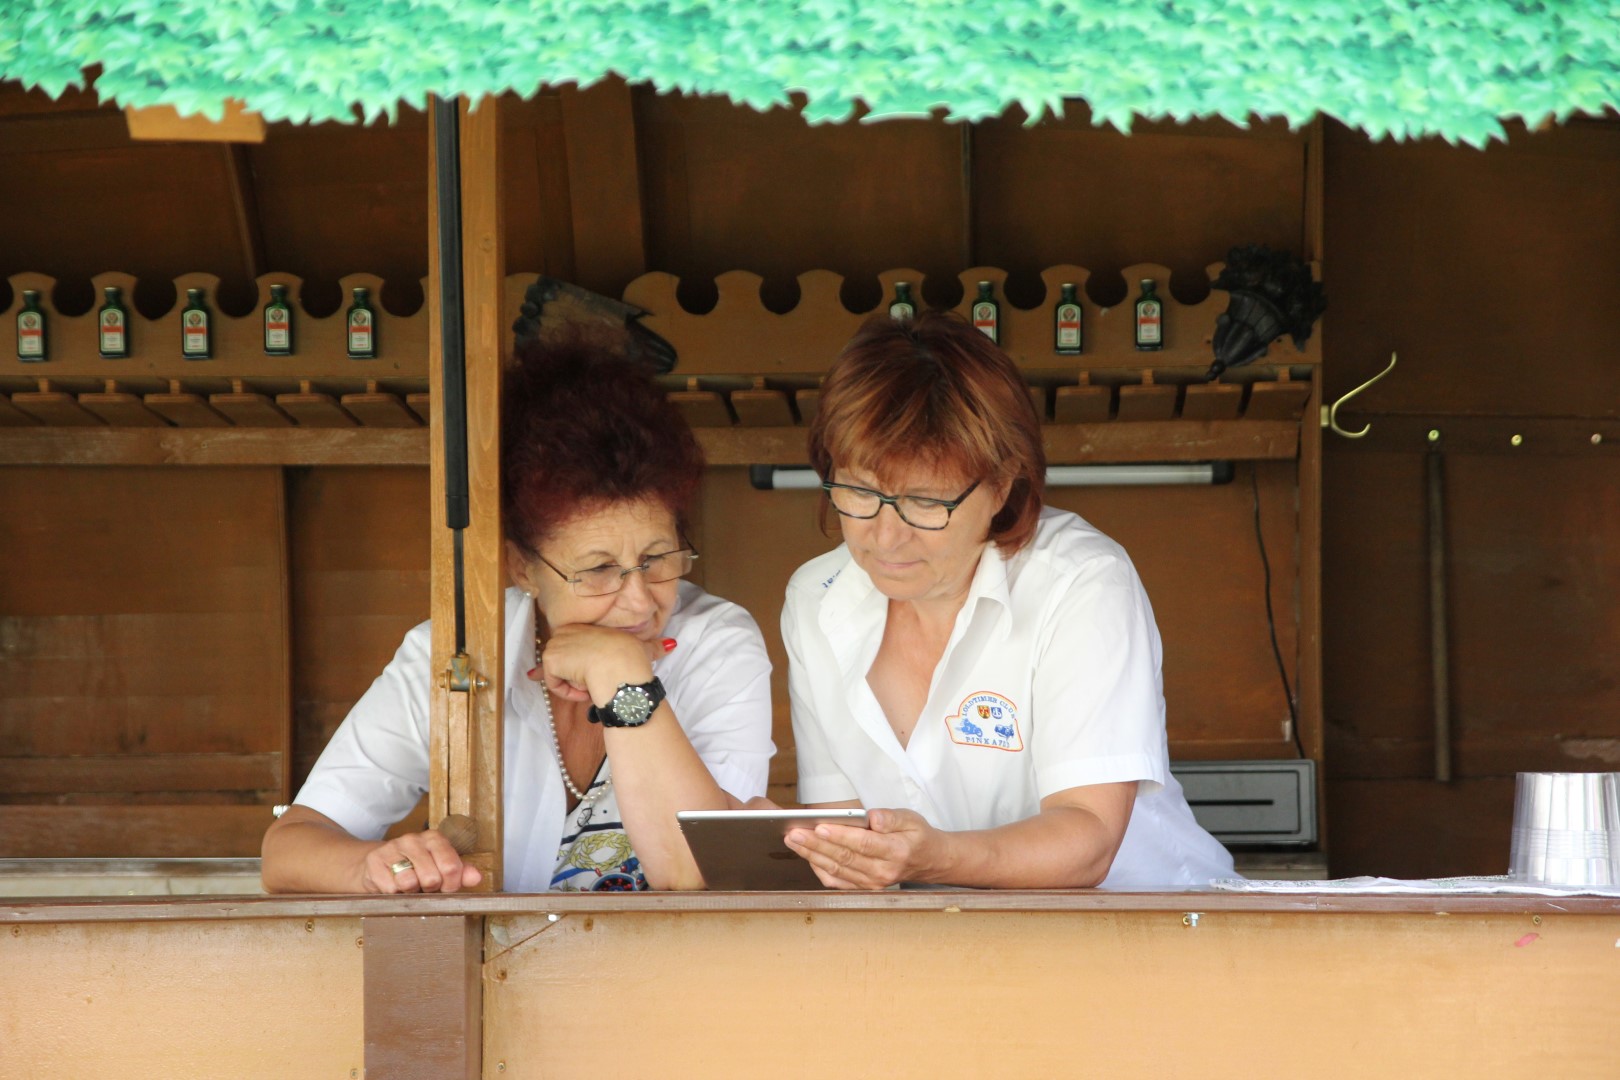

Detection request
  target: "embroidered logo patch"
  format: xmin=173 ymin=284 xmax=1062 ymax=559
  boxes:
xmin=945 ymin=691 xmax=1023 ymax=751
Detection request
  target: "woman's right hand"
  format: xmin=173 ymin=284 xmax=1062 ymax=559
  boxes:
xmin=361 ymin=828 xmax=482 ymax=894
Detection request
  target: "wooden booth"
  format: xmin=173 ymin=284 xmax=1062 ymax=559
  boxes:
xmin=4 ymin=75 xmax=1620 ymax=1078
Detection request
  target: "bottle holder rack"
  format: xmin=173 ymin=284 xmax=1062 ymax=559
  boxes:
xmin=3 ymin=265 xmax=1317 ymax=430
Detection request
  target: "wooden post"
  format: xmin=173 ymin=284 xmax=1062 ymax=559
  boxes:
xmin=427 ymin=96 xmax=506 ymax=891
xmin=362 ymin=915 xmax=483 ymax=1079
xmin=1299 ymin=116 xmax=1327 ymax=848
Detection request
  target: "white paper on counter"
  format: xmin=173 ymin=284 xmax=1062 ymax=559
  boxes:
xmin=1212 ymin=875 xmax=1620 ymax=897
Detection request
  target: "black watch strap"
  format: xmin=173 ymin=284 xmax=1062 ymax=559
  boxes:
xmin=587 ymin=677 xmax=666 ymax=727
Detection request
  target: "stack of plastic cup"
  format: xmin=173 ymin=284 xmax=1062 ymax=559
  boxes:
xmin=1509 ymin=772 xmax=1620 ymax=886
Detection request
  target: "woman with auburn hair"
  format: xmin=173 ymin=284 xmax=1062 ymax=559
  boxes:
xmin=778 ymin=310 xmax=1232 ymax=889
xmin=262 ymin=338 xmax=774 ymax=894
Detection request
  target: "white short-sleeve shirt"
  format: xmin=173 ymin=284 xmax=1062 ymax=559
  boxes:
xmin=783 ymin=506 xmax=1234 ymax=889
xmin=296 ymin=583 xmax=775 ymax=892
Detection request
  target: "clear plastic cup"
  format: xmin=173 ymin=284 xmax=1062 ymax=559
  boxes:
xmin=1509 ymin=771 xmax=1620 ymax=886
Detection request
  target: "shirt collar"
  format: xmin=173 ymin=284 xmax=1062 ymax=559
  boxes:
xmin=816 ymin=541 xmax=1016 ymax=679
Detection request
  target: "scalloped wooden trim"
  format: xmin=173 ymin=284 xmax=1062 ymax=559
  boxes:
xmin=619 ymin=263 xmax=1321 ymax=378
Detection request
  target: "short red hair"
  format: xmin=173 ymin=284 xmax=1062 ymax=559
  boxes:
xmin=502 ymin=337 xmax=705 ymax=553
xmin=808 ymin=311 xmax=1045 ymax=554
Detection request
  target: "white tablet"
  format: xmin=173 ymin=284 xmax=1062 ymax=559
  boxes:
xmin=675 ymin=808 xmax=869 ymax=891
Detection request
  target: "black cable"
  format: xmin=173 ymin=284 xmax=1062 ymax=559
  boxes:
xmin=1251 ymin=465 xmax=1305 ymax=758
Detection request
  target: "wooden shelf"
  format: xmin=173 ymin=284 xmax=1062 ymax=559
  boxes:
xmin=0 ymin=427 xmax=428 ymax=466
xmin=0 ymin=416 xmax=1302 ymax=468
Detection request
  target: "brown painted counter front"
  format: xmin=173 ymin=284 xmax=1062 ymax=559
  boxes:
xmin=5 ymin=890 xmax=1618 ymax=1078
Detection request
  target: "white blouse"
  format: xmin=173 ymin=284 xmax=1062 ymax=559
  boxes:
xmin=295 ymin=583 xmax=776 ymax=892
xmin=783 ymin=506 xmax=1234 ymax=889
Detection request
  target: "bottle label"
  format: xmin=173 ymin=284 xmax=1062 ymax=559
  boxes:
xmin=1056 ymin=304 xmax=1082 ymax=350
xmin=183 ymin=311 xmax=209 ymax=354
xmin=101 ymin=310 xmax=126 ymax=354
xmin=1137 ymin=301 xmax=1162 ymax=344
xmin=972 ymin=302 xmax=998 ymax=342
xmin=265 ymin=307 xmax=290 ymax=350
xmin=18 ymin=312 xmax=44 ymax=358
xmin=889 ymin=301 xmax=915 ymax=320
xmin=349 ymin=310 xmax=373 ymax=353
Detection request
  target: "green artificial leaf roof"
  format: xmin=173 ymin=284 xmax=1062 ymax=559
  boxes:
xmin=2 ymin=0 xmax=1618 ymax=145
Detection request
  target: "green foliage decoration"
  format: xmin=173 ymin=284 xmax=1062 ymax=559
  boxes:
xmin=1 ymin=0 xmax=1617 ymax=143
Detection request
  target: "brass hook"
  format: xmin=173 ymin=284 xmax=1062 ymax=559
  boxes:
xmin=1322 ymin=352 xmax=1398 ymax=439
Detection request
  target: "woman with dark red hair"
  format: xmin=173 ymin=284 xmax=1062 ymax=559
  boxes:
xmin=778 ymin=311 xmax=1231 ymax=890
xmin=263 ymin=339 xmax=773 ymax=893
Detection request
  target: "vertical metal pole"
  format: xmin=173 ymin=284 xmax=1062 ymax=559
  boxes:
xmin=1427 ymin=448 xmax=1452 ymax=782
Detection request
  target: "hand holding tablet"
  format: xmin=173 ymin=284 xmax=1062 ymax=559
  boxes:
xmin=675 ymin=808 xmax=868 ymax=890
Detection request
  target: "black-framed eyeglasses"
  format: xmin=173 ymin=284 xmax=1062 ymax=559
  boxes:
xmin=536 ymin=544 xmax=700 ymax=598
xmin=821 ymin=479 xmax=981 ymax=530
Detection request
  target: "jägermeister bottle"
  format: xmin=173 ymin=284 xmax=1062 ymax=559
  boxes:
xmin=181 ymin=288 xmax=212 ymax=360
xmin=264 ymin=284 xmax=293 ymax=356
xmin=971 ymin=281 xmax=1000 ymax=344
xmin=16 ymin=289 xmax=47 ymax=362
xmin=889 ymin=281 xmax=917 ymax=321
xmin=346 ymin=286 xmax=376 ymax=359
xmin=1134 ymin=279 xmax=1163 ymax=351
xmin=98 ymin=286 xmax=129 ymax=359
xmin=1054 ymin=282 xmax=1083 ymax=355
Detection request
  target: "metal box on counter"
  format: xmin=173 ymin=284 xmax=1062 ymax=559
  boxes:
xmin=1169 ymin=759 xmax=1317 ymax=846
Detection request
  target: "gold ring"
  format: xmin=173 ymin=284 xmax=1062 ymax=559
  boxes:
xmin=388 ymin=858 xmax=414 ymax=875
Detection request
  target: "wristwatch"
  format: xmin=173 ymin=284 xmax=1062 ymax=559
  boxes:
xmin=587 ymin=677 xmax=666 ymax=727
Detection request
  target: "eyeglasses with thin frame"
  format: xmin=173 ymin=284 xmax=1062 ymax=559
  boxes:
xmin=535 ymin=544 xmax=700 ymax=597
xmin=821 ymin=479 xmax=981 ymax=530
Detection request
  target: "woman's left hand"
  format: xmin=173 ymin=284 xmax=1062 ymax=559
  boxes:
xmin=533 ymin=623 xmax=665 ymax=705
xmin=784 ymin=808 xmax=946 ymax=889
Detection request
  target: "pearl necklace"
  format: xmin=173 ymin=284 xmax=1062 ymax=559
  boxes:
xmin=535 ymin=627 xmax=610 ymax=807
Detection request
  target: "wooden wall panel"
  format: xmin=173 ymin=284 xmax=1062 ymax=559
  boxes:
xmin=500 ymin=93 xmax=575 ymax=281
xmin=487 ymin=908 xmax=1620 ymax=1079
xmin=1050 ymin=462 xmax=1301 ymax=757
xmin=1323 ymin=118 xmax=1620 ymax=415
xmin=1328 ymin=778 xmax=1516 ymax=880
xmin=1322 ymin=117 xmax=1620 ymax=877
xmin=0 ymin=91 xmax=247 ymax=316
xmin=972 ymin=111 xmax=1308 ymax=305
xmin=286 ymin=467 xmax=431 ymax=796
xmin=0 ymin=467 xmax=288 ymax=855
xmin=249 ymin=113 xmax=429 ymax=314
xmin=1325 ymin=453 xmax=1620 ymax=781
xmin=4 ymin=917 xmax=364 ymax=1078
xmin=0 ymin=80 xmax=429 ymax=318
xmin=635 ymin=93 xmax=968 ymax=312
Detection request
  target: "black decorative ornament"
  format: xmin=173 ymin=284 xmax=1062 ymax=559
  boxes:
xmin=511 ymin=276 xmax=678 ymax=374
xmin=1208 ymin=245 xmax=1327 ymax=380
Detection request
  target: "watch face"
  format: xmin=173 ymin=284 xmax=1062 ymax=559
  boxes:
xmin=613 ymin=686 xmax=654 ymax=725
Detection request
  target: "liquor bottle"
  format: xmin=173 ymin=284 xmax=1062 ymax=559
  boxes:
xmin=181 ymin=288 xmax=212 ymax=359
xmin=16 ymin=289 xmax=47 ymax=362
xmin=971 ymin=281 xmax=1000 ymax=343
xmin=263 ymin=284 xmax=293 ymax=356
xmin=888 ymin=281 xmax=917 ymax=321
xmin=1134 ymin=279 xmax=1164 ymax=351
xmin=98 ymin=286 xmax=129 ymax=359
xmin=346 ymin=286 xmax=376 ymax=359
xmin=1054 ymin=282 xmax=1083 ymax=355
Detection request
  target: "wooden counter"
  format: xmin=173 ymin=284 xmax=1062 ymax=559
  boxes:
xmin=6 ymin=890 xmax=1619 ymax=1078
